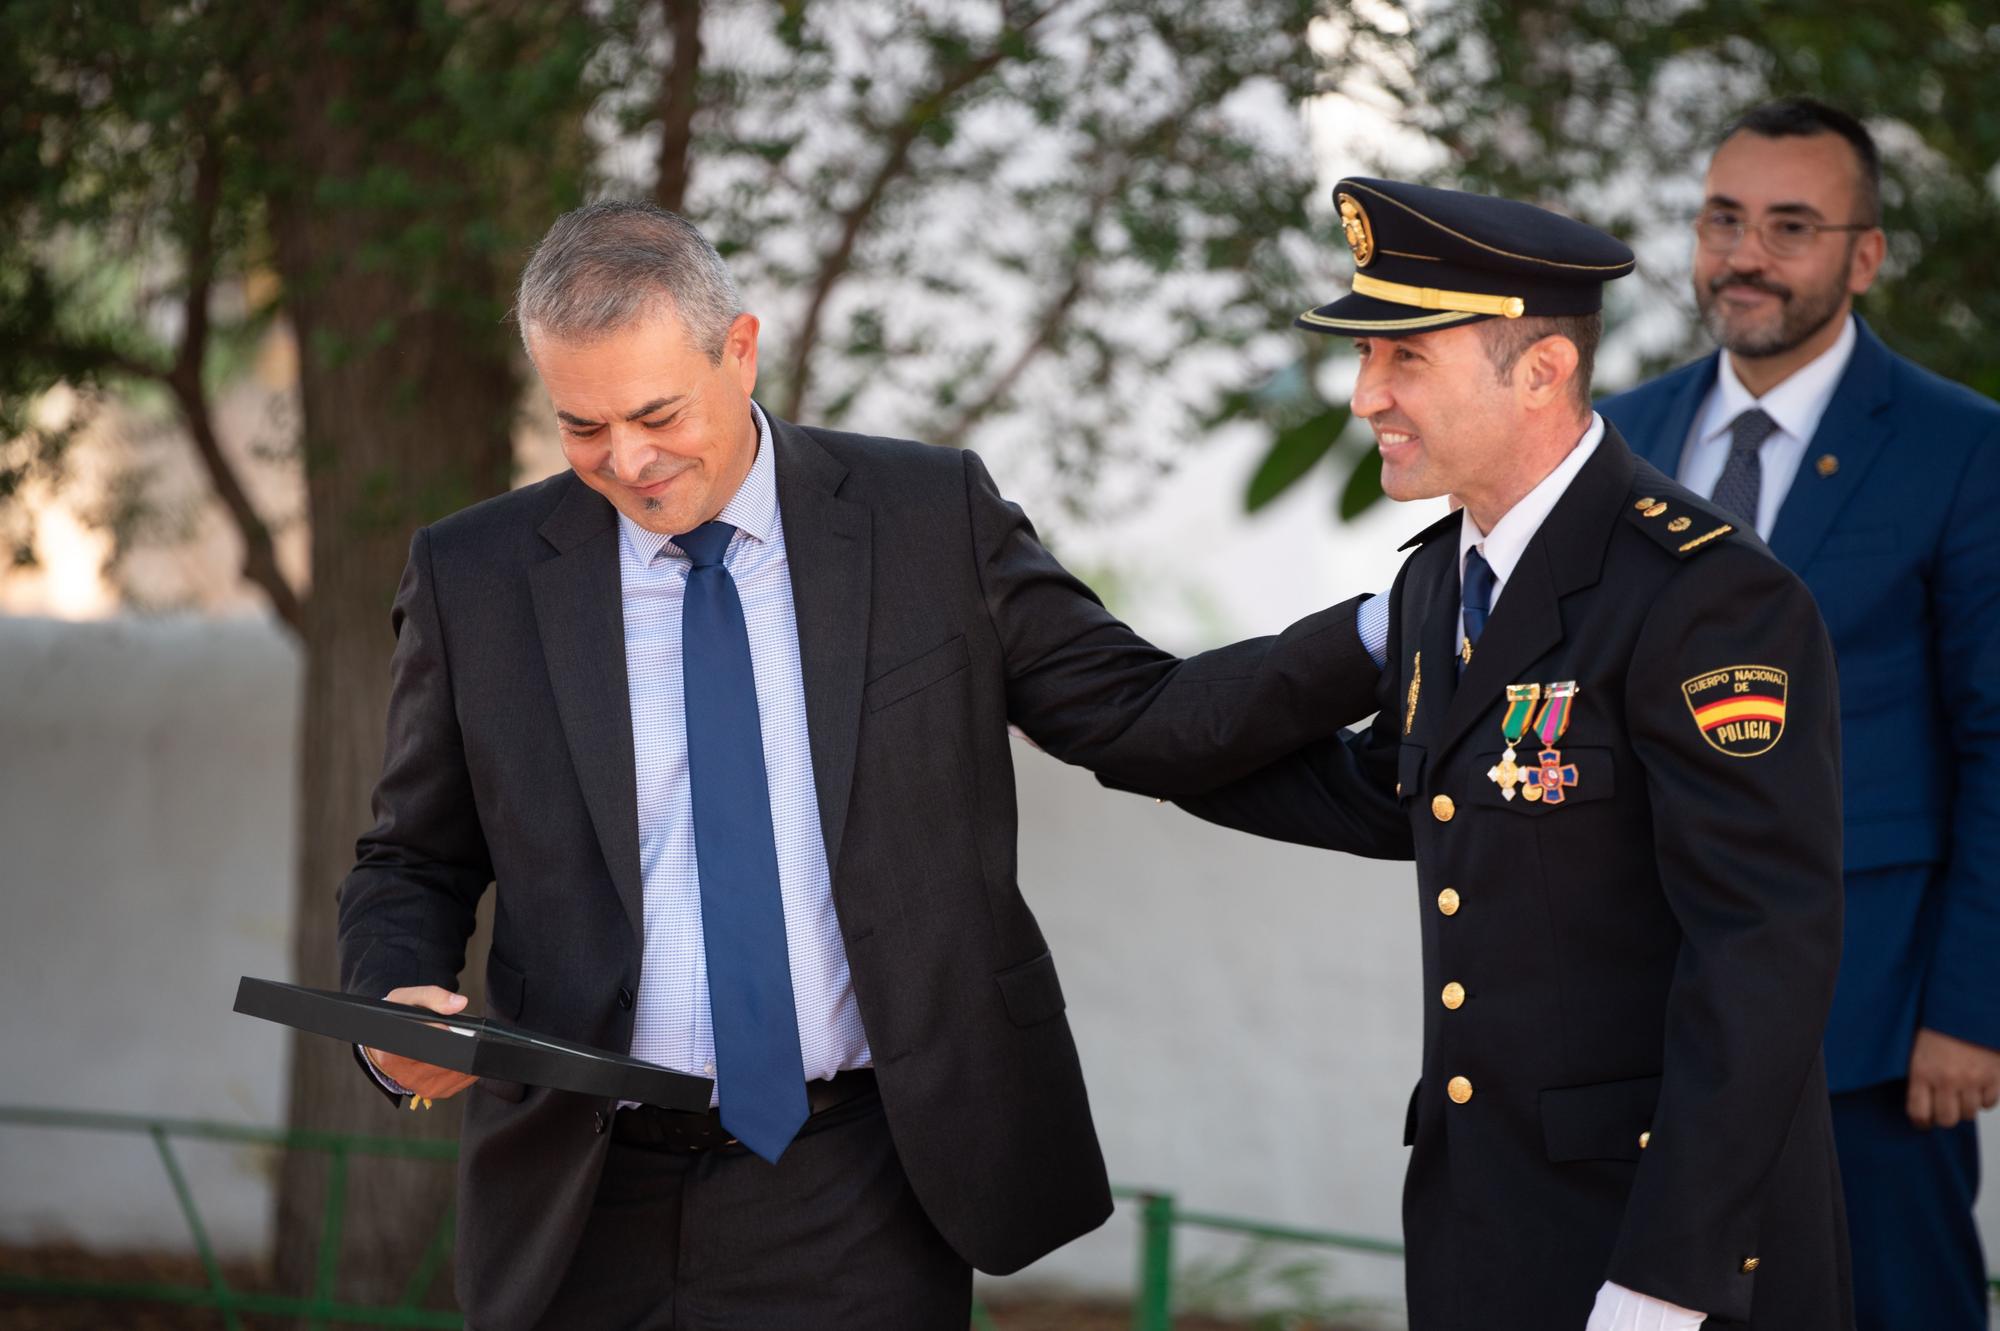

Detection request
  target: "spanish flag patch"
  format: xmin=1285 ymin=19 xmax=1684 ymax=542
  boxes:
xmin=1682 ymin=664 xmax=1788 ymax=757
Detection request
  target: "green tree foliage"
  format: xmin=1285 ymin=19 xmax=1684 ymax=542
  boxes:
xmin=1247 ymin=0 xmax=2000 ymax=513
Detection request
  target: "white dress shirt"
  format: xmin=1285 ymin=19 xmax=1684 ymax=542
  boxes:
xmin=618 ymin=403 xmax=870 ymax=1102
xmin=1463 ymin=413 xmax=1706 ymax=1331
xmin=1675 ymin=314 xmax=1856 ymax=539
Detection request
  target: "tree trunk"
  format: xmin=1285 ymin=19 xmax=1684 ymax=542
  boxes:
xmin=262 ymin=6 xmax=518 ymax=1308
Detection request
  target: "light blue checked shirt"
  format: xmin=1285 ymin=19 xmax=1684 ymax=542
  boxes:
xmin=618 ymin=403 xmax=870 ymax=1101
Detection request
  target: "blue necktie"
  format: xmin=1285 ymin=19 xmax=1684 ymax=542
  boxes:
xmin=1461 ymin=545 xmax=1495 ymax=673
xmin=676 ymin=521 xmax=808 ymax=1163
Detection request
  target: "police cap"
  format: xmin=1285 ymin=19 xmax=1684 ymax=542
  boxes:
xmin=1298 ymin=177 xmax=1635 ymax=337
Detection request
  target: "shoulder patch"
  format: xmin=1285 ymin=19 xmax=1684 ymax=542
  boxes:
xmin=1624 ymin=489 xmax=1736 ymax=559
xmin=1682 ymin=664 xmax=1787 ymax=756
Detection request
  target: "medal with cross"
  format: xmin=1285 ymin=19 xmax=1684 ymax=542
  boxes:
xmin=1522 ymin=749 xmax=1579 ymax=804
xmin=1487 ymin=683 xmax=1542 ymax=800
xmin=1519 ymin=681 xmax=1579 ymax=804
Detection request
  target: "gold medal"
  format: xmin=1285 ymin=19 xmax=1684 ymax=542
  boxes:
xmin=1488 ymin=683 xmax=1542 ymax=801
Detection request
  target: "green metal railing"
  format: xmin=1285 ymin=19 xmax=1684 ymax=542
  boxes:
xmin=0 ymin=1103 xmax=1412 ymax=1330
xmin=1113 ymin=1185 xmax=1405 ymax=1330
xmin=0 ymin=1105 xmax=461 ymax=1328
xmin=26 ymin=1102 xmax=1994 ymax=1327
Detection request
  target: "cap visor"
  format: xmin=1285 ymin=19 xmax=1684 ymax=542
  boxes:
xmin=1294 ymin=292 xmax=1493 ymax=337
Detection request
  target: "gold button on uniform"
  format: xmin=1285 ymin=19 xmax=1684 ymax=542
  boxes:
xmin=1441 ymin=982 xmax=1466 ymax=1010
xmin=1431 ymin=794 xmax=1455 ymax=822
xmin=1741 ymin=1257 xmax=1760 ymax=1274
xmin=1437 ymin=888 xmax=1461 ymax=916
xmin=1638 ymin=1131 xmax=1651 ymax=1150
xmin=1447 ymin=1076 xmax=1473 ymax=1104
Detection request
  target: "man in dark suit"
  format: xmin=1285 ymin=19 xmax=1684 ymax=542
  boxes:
xmin=1118 ymin=177 xmax=1851 ymax=1329
xmin=337 ymin=201 xmax=1382 ymax=1329
xmin=1600 ymin=98 xmax=2000 ymax=1331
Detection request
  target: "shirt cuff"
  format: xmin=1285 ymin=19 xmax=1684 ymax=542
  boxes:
xmin=1355 ymin=591 xmax=1391 ymax=670
xmin=358 ymin=1043 xmax=413 ymax=1098
xmin=1586 ymin=1281 xmax=1705 ymax=1331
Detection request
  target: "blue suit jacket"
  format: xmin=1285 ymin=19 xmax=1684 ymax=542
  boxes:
xmin=1601 ymin=319 xmax=2000 ymax=1091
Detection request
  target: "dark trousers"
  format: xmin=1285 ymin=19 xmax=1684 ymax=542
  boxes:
xmin=1831 ymin=1080 xmax=1989 ymax=1331
xmin=534 ymin=1090 xmax=971 ymax=1330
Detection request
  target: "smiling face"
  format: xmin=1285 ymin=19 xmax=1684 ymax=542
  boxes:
xmin=529 ymin=311 xmax=762 ymax=535
xmin=1350 ymin=324 xmax=1530 ymax=525
xmin=1350 ymin=319 xmax=1592 ymax=531
xmin=1694 ymin=130 xmax=1884 ymax=365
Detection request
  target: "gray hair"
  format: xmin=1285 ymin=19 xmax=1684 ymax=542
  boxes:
xmin=515 ymin=201 xmax=743 ymax=361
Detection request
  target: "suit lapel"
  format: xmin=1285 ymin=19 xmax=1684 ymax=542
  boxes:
xmin=1409 ymin=534 xmax=1462 ymax=747
xmin=770 ymin=413 xmax=872 ymax=874
xmin=1632 ymin=355 xmax=1719 ymax=475
xmin=1767 ymin=320 xmax=1896 ymax=570
xmin=1432 ymin=429 xmax=1633 ymax=762
xmin=529 ymin=476 xmax=646 ymax=946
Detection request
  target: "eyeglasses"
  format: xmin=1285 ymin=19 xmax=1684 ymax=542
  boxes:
xmin=1694 ymin=209 xmax=1874 ymax=258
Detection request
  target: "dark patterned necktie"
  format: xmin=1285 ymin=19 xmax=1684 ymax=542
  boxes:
xmin=1712 ymin=407 xmax=1778 ymax=528
xmin=1460 ymin=545 xmax=1496 ymax=674
xmin=676 ymin=520 xmax=808 ymax=1164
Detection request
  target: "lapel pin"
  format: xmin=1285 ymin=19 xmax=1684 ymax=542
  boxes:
xmin=1816 ymin=454 xmax=1838 ymax=477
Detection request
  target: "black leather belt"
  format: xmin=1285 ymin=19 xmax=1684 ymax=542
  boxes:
xmin=613 ymin=1068 xmax=877 ymax=1154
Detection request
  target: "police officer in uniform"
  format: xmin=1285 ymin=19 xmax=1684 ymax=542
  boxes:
xmin=1118 ymin=180 xmax=1852 ymax=1329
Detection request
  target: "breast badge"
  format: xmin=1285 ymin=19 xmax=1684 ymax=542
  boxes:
xmin=1405 ymin=650 xmax=1422 ymax=736
xmin=1682 ymin=664 xmax=1788 ymax=757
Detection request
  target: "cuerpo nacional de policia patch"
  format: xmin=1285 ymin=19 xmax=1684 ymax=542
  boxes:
xmin=1682 ymin=664 xmax=1788 ymax=757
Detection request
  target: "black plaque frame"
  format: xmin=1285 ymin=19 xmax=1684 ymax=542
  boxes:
xmin=233 ymin=977 xmax=712 ymax=1111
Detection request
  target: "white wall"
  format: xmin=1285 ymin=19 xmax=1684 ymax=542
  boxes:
xmin=1 ymin=616 xmax=299 ymax=1254
xmin=4 ymin=615 xmax=1998 ymax=1324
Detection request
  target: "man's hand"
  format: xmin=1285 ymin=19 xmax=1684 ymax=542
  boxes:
xmin=366 ymin=986 xmax=481 ymax=1102
xmin=1906 ymin=1027 xmax=2000 ymax=1129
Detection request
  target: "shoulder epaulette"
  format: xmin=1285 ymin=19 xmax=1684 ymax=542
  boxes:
xmin=1623 ymin=489 xmax=1737 ymax=559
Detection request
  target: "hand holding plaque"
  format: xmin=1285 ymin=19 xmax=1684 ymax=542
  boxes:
xmin=367 ymin=985 xmax=481 ymax=1101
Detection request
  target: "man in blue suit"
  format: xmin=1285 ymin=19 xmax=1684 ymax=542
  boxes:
xmin=1601 ymin=97 xmax=2000 ymax=1330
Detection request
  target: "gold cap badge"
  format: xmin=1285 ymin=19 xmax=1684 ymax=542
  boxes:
xmin=1337 ymin=192 xmax=1375 ymax=267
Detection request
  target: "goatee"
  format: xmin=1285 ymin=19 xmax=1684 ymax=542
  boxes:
xmin=1698 ymin=271 xmax=1847 ymax=359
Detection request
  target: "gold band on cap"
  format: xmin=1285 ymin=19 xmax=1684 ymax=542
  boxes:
xmin=1352 ymin=273 xmax=1526 ymax=319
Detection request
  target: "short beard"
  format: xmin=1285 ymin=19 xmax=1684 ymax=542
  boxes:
xmin=1697 ymin=263 xmax=1849 ymax=360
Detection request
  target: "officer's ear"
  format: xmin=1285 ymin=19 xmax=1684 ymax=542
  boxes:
xmin=1516 ymin=333 xmax=1581 ymax=411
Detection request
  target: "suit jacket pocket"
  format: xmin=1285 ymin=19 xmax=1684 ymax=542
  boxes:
xmin=995 ymin=949 xmax=1067 ymax=1029
xmin=866 ymin=634 xmax=971 ymax=713
xmin=1539 ymin=1073 xmax=1661 ymax=1163
xmin=479 ymin=953 xmax=528 ymax=1104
